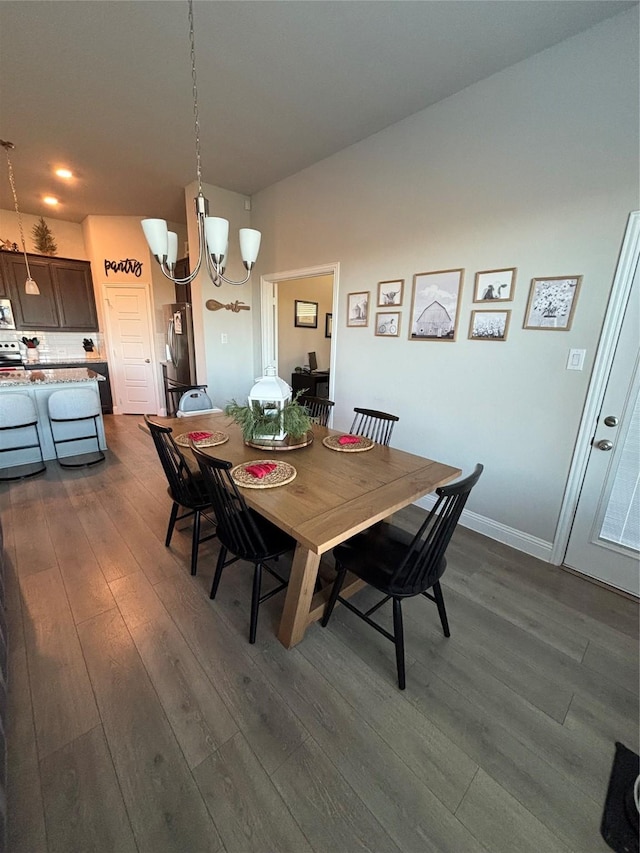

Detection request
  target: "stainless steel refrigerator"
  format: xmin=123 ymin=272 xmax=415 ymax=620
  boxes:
xmin=162 ymin=303 xmax=198 ymax=413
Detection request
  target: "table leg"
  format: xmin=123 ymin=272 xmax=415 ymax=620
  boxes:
xmin=277 ymin=545 xmax=321 ymax=648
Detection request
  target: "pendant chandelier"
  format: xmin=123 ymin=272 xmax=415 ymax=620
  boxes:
xmin=1 ymin=139 xmax=40 ymax=295
xmin=141 ymin=0 xmax=261 ymax=287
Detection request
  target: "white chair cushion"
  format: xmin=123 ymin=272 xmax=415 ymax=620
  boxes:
xmin=48 ymin=388 xmax=101 ymax=420
xmin=0 ymin=393 xmax=38 ymax=428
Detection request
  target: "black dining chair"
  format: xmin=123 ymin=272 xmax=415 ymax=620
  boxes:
xmin=349 ymin=407 xmax=399 ymax=446
xmin=321 ymin=464 xmax=483 ymax=689
xmin=191 ymin=445 xmax=296 ymax=643
xmin=300 ymin=394 xmax=335 ymax=427
xmin=144 ymin=415 xmax=217 ymax=576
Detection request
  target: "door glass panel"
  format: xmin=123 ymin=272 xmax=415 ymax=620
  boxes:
xmin=600 ymin=385 xmax=640 ymax=551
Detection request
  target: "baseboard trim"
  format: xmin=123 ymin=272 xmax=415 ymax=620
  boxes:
xmin=414 ymin=495 xmax=554 ymax=562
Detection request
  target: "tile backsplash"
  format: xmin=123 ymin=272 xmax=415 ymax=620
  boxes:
xmin=0 ymin=329 xmax=105 ymax=362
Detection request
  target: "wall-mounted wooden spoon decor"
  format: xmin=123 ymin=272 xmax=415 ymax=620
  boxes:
xmin=205 ymin=299 xmax=250 ymax=313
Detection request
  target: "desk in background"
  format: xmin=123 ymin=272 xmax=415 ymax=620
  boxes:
xmin=290 ymin=371 xmax=330 ymax=398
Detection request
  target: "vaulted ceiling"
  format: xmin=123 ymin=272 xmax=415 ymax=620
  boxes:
xmin=0 ymin=1 xmax=635 ymax=224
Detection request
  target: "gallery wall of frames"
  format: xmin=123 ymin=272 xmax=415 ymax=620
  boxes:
xmin=346 ymin=268 xmax=582 ymax=343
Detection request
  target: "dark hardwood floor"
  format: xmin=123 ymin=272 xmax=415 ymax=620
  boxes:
xmin=4 ymin=414 xmax=638 ymax=852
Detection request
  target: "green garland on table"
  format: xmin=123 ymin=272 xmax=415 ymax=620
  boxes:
xmin=224 ymin=392 xmax=312 ymax=441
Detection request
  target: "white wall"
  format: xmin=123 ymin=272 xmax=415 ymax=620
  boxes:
xmin=184 ymin=180 xmax=256 ymax=408
xmin=0 ymin=209 xmax=87 ymax=259
xmin=249 ymin=9 xmax=640 ymax=546
xmin=277 ymin=275 xmax=333 ymax=380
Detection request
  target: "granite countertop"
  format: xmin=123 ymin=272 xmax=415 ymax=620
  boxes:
xmin=24 ymin=357 xmax=105 ymax=367
xmin=0 ymin=368 xmax=106 ymax=387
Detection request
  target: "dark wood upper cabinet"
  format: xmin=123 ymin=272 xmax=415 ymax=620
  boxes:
xmin=0 ymin=251 xmax=98 ymax=331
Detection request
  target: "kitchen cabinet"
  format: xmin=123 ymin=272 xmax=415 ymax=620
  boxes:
xmin=0 ymin=251 xmax=98 ymax=331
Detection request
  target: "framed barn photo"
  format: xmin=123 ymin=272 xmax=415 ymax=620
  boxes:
xmin=523 ymin=275 xmax=582 ymax=330
xmin=377 ymin=279 xmax=404 ymax=307
xmin=469 ymin=309 xmax=511 ymax=341
xmin=375 ymin=311 xmax=401 ymax=337
xmin=409 ymin=269 xmax=464 ymax=342
xmin=473 ymin=267 xmax=516 ymax=303
xmin=347 ymin=292 xmax=369 ymax=327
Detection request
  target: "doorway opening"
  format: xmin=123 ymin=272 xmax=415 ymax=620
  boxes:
xmin=260 ymin=263 xmax=339 ymax=404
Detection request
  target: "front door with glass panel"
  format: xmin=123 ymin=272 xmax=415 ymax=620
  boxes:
xmin=564 ymin=256 xmax=639 ymax=596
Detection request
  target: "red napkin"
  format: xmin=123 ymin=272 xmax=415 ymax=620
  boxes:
xmin=188 ymin=431 xmax=213 ymax=442
xmin=245 ymin=462 xmax=278 ymax=479
xmin=338 ymin=435 xmax=361 ymax=445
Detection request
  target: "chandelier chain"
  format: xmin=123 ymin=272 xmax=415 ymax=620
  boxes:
xmin=1 ymin=140 xmax=34 ymax=282
xmin=188 ymin=0 xmax=203 ymax=196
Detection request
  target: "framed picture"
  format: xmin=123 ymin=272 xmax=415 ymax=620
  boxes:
xmin=347 ymin=291 xmax=369 ymax=327
xmin=473 ymin=267 xmax=516 ymax=303
xmin=294 ymin=300 xmax=318 ymax=328
xmin=0 ymin=298 xmax=16 ymax=330
xmin=409 ymin=269 xmax=464 ymax=341
xmin=377 ymin=279 xmax=404 ymax=307
xmin=325 ymin=313 xmax=332 ymax=338
xmin=523 ymin=275 xmax=582 ymax=330
xmin=469 ymin=309 xmax=511 ymax=341
xmin=375 ymin=311 xmax=401 ymax=337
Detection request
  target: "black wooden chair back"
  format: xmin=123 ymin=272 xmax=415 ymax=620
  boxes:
xmin=191 ymin=444 xmax=294 ymax=643
xmin=390 ymin=464 xmax=483 ymax=593
xmin=144 ymin=415 xmax=215 ymax=576
xmin=190 ymin=447 xmax=270 ymax=559
xmin=300 ymin=395 xmax=335 ymax=427
xmin=322 ymin=464 xmax=483 ymax=688
xmin=144 ymin=415 xmax=207 ymax=508
xmin=349 ymin=407 xmax=399 ymax=446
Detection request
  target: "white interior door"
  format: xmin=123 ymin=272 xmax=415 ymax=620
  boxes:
xmin=564 ymin=253 xmax=639 ymax=596
xmin=104 ymin=284 xmax=158 ymax=415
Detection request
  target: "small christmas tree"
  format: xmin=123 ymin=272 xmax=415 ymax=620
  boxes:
xmin=32 ymin=216 xmax=58 ymax=255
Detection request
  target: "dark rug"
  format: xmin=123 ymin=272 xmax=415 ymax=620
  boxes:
xmin=601 ymin=742 xmax=639 ymax=853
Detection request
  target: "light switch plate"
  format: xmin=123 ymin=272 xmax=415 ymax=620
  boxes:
xmin=567 ymin=348 xmax=586 ymax=370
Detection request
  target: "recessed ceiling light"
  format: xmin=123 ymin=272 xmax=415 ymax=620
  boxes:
xmin=55 ymin=168 xmax=73 ymax=179
xmin=43 ymin=196 xmax=59 ymax=206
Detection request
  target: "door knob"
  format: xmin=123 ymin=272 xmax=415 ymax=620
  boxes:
xmin=603 ymin=416 xmax=618 ymax=427
xmin=596 ymin=439 xmax=613 ymax=451
xmin=145 ymin=358 xmax=150 ymax=363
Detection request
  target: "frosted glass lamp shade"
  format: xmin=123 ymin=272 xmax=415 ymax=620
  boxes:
xmin=141 ymin=218 xmax=168 ymax=259
xmin=239 ymin=228 xmax=261 ymax=267
xmin=167 ymin=231 xmax=178 ymax=270
xmin=25 ymin=277 xmax=40 ymax=295
xmin=204 ymin=217 xmax=229 ymax=260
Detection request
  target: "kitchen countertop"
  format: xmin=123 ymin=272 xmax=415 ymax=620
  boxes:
xmin=24 ymin=357 xmax=105 ymax=367
xmin=0 ymin=368 xmax=106 ymax=386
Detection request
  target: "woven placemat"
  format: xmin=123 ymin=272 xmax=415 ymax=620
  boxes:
xmin=322 ymin=435 xmax=375 ymax=453
xmin=231 ymin=459 xmax=297 ymax=489
xmin=174 ymin=430 xmax=229 ymax=448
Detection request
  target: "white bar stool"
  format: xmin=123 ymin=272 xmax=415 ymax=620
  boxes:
xmin=0 ymin=393 xmax=47 ymax=480
xmin=47 ymin=388 xmax=105 ymax=468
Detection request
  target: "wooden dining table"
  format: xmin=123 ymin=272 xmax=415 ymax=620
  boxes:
xmin=143 ymin=412 xmax=461 ymax=648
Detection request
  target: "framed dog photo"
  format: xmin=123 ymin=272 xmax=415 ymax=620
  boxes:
xmin=523 ymin=276 xmax=582 ymax=330
xmin=469 ymin=309 xmax=511 ymax=341
xmin=377 ymin=279 xmax=404 ymax=307
xmin=347 ymin=292 xmax=369 ymax=327
xmin=473 ymin=267 xmax=516 ymax=303
xmin=375 ymin=311 xmax=401 ymax=337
